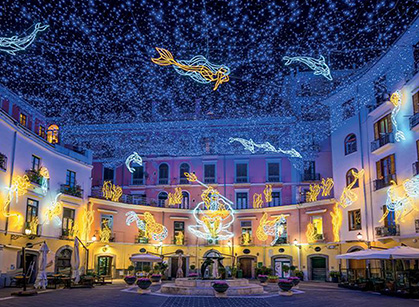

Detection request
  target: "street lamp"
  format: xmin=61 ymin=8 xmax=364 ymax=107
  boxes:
xmin=91 ymin=234 xmax=97 ymax=242
xmin=293 ymin=238 xmax=301 ymax=271
xmin=24 ymin=228 xmax=32 ymax=236
xmin=356 ymin=232 xmax=363 ymax=240
xmin=293 ymin=239 xmax=298 ymax=245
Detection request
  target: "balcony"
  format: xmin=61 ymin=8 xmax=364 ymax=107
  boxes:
xmin=239 ymin=235 xmax=254 ymax=246
xmin=158 ymin=178 xmax=169 ymax=185
xmin=370 ymin=133 xmax=394 ymax=154
xmin=135 ymin=236 xmax=149 ymax=244
xmin=413 ymin=162 xmax=419 ymax=176
xmin=375 ymin=225 xmax=400 ymax=237
xmin=373 ymin=174 xmax=397 ymax=191
xmin=204 ymin=177 xmax=216 ymax=184
xmin=132 ymin=178 xmax=144 ymax=185
xmin=236 ymin=176 xmax=248 ymax=183
xmin=273 ymin=235 xmax=288 ymax=245
xmin=171 ymin=237 xmax=188 ymax=245
xmin=267 ymin=175 xmax=280 ymax=183
xmin=179 ymin=178 xmax=189 ymax=184
xmin=301 ymin=173 xmax=321 ymax=181
xmin=25 ymin=169 xmax=43 ymax=185
xmin=410 ymin=112 xmax=419 ymax=131
xmin=60 ymin=184 xmax=83 ymax=198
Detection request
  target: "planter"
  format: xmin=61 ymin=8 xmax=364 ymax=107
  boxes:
xmin=136 ymin=279 xmax=152 ymax=290
xmin=151 ymin=275 xmax=162 ymax=283
xmin=212 ymin=283 xmax=229 ymax=293
xmin=268 ymin=278 xmax=279 ymax=283
xmin=124 ymin=276 xmax=137 ymax=285
xmin=278 ymin=280 xmax=293 ymax=292
xmin=288 ymin=277 xmax=300 ymax=287
xmin=331 ymin=276 xmax=339 ymax=283
xmin=258 ymin=276 xmax=268 ymax=284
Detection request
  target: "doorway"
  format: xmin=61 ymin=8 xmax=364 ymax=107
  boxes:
xmin=273 ymin=258 xmax=291 ymax=278
xmin=18 ymin=251 xmax=38 ymax=284
xmin=239 ymin=257 xmax=253 ymax=278
xmin=98 ymin=256 xmax=113 ymax=276
xmin=170 ymin=256 xmax=187 ymax=278
xmin=310 ymin=256 xmax=327 ymax=281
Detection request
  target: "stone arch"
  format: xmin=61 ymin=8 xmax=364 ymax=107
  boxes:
xmin=307 ymin=254 xmax=329 ymax=281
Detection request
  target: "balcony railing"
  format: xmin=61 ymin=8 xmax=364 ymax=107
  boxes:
xmin=267 ymin=175 xmax=280 ymax=183
xmin=171 ymin=236 xmax=187 ymax=245
xmin=204 ymin=177 xmax=216 ymax=184
xmin=25 ymin=169 xmax=43 ymax=185
xmin=239 ymin=235 xmax=254 ymax=246
xmin=413 ymin=161 xmax=419 ymax=176
xmin=273 ymin=235 xmax=288 ymax=245
xmin=132 ymin=178 xmax=144 ymax=185
xmin=135 ymin=236 xmax=149 ymax=244
xmin=236 ymin=176 xmax=248 ymax=183
xmin=179 ymin=178 xmax=189 ymax=184
xmin=373 ymin=174 xmax=397 ymax=191
xmin=60 ymin=184 xmax=83 ymax=198
xmin=410 ymin=112 xmax=419 ymax=130
xmin=301 ymin=173 xmax=321 ymax=181
xmin=375 ymin=225 xmax=400 ymax=237
xmin=370 ymin=133 xmax=394 ymax=152
xmin=158 ymin=178 xmax=169 ymax=185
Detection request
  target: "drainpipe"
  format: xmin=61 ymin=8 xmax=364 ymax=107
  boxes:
xmin=5 ymin=131 xmax=17 ymax=234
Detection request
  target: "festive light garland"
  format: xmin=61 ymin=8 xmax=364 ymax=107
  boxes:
xmin=125 ymin=152 xmax=143 ymax=173
xmin=3 ymin=175 xmax=31 ymax=227
xmin=100 ymin=219 xmax=112 ymax=243
xmin=184 ymin=172 xmax=235 ymax=241
xmin=306 ymin=184 xmax=322 ymax=202
xmin=320 ymin=178 xmax=334 ymax=197
xmin=229 ymin=137 xmax=302 ymax=158
xmin=125 ymin=211 xmax=168 ymax=242
xmin=39 ymin=166 xmax=50 ymax=195
xmin=283 ymin=55 xmax=333 ymax=81
xmin=81 ymin=202 xmax=94 ymax=242
xmin=390 ymin=91 xmax=406 ymax=142
xmin=44 ymin=193 xmax=63 ymax=225
xmin=102 ymin=181 xmax=123 ymax=202
xmin=0 ymin=23 xmax=49 ymax=55
xmin=256 ymin=212 xmax=287 ymax=246
xmin=152 ymin=48 xmax=230 ymax=91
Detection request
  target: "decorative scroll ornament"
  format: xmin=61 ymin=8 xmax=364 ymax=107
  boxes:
xmin=330 ymin=203 xmax=343 ymax=242
xmin=39 ymin=166 xmax=50 ymax=195
xmin=44 ymin=193 xmax=63 ymax=225
xmin=0 ymin=23 xmax=49 ymax=55
xmin=152 ymin=48 xmax=230 ymax=91
xmin=126 ymin=211 xmax=168 ymax=242
xmin=256 ymin=212 xmax=287 ymax=246
xmin=168 ymin=187 xmax=183 ymax=207
xmin=125 ymin=152 xmax=143 ymax=173
xmin=229 ymin=137 xmax=302 ymax=158
xmin=283 ymin=55 xmax=333 ymax=81
xmin=390 ymin=91 xmax=406 ymax=142
xmin=338 ymin=169 xmax=364 ymax=208
xmin=3 ymin=175 xmax=31 ymax=227
xmin=102 ymin=181 xmax=123 ymax=202
xmin=184 ymin=172 xmax=235 ymax=241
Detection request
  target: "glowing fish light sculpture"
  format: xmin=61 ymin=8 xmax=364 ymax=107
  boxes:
xmin=338 ymin=169 xmax=364 ymax=208
xmin=151 ymin=48 xmax=230 ymax=91
xmin=256 ymin=212 xmax=287 ymax=246
xmin=125 ymin=152 xmax=143 ymax=173
xmin=126 ymin=211 xmax=168 ymax=242
xmin=283 ymin=55 xmax=333 ymax=81
xmin=0 ymin=23 xmax=49 ymax=55
xmin=39 ymin=166 xmax=50 ymax=195
xmin=184 ymin=172 xmax=235 ymax=241
xmin=44 ymin=193 xmax=63 ymax=225
xmin=390 ymin=91 xmax=406 ymax=142
xmin=229 ymin=137 xmax=302 ymax=159
xmin=330 ymin=203 xmax=343 ymax=242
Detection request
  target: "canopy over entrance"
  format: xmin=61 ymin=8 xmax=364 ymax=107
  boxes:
xmin=336 ymin=246 xmax=419 ymax=260
xmin=130 ymin=253 xmax=162 ymax=262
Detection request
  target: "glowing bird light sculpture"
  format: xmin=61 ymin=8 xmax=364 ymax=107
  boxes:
xmin=126 ymin=211 xmax=168 ymax=242
xmin=283 ymin=55 xmax=333 ymax=81
xmin=3 ymin=175 xmax=31 ymax=227
xmin=390 ymin=91 xmax=406 ymax=142
xmin=229 ymin=137 xmax=302 ymax=159
xmin=338 ymin=169 xmax=364 ymax=208
xmin=184 ymin=172 xmax=235 ymax=241
xmin=125 ymin=152 xmax=143 ymax=173
xmin=44 ymin=193 xmax=63 ymax=225
xmin=39 ymin=166 xmax=50 ymax=195
xmin=152 ymin=48 xmax=230 ymax=91
xmin=256 ymin=212 xmax=287 ymax=246
xmin=0 ymin=23 xmax=49 ymax=55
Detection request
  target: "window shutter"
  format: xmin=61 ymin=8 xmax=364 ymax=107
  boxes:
xmin=376 ymin=161 xmax=382 ymax=179
xmin=387 ymin=114 xmax=393 ymax=133
xmin=390 ymin=154 xmax=396 ymax=175
xmin=414 ymin=92 xmax=419 ymax=114
xmin=374 ymin=122 xmax=379 ymax=140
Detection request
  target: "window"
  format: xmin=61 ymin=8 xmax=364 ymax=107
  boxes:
xmin=174 ymin=221 xmax=185 ymax=245
xmin=236 ymin=192 xmax=248 ymax=209
xmin=158 ymin=163 xmax=169 ymax=184
xmin=66 ymin=170 xmax=76 ymax=188
xmin=0 ymin=153 xmax=7 ymax=171
xmin=179 ymin=163 xmax=189 ymax=184
xmin=413 ymin=91 xmax=419 ymax=115
xmin=382 ymin=205 xmax=396 ymax=227
xmin=416 ymin=219 xmax=419 ymax=233
xmin=236 ymin=163 xmax=248 ymax=183
xmin=204 ymin=163 xmax=216 ymax=183
xmin=180 ymin=191 xmax=189 ymax=209
xmin=303 ymin=161 xmax=317 ymax=181
xmin=158 ymin=191 xmax=168 ymax=207
xmin=344 ymin=134 xmax=357 ymax=155
xmin=346 ymin=168 xmax=360 ymax=188
xmin=274 ymin=219 xmax=288 ymax=244
xmin=101 ymin=214 xmax=113 ymax=231
xmin=31 ymin=155 xmax=41 ymax=171
xmin=56 ymin=248 xmax=72 ymax=274
xmin=26 ymin=199 xmax=39 ymax=234
xmin=374 ymin=114 xmax=392 ymax=140
xmin=268 ymin=191 xmax=281 ymax=207
xmin=342 ymin=99 xmax=355 ymax=120
xmin=62 ymin=208 xmax=75 ymax=236
xmin=38 ymin=125 xmax=46 ymax=139
xmin=240 ymin=221 xmax=252 ymax=245
xmin=312 ymin=216 xmax=323 ymax=240
xmin=132 ymin=166 xmax=144 ymax=185
xmin=20 ymin=113 xmax=27 ymax=126
xmin=267 ymin=162 xmax=280 ymax=182
xmin=47 ymin=124 xmax=59 ymax=144
xmin=348 ymin=209 xmax=361 ymax=231
xmin=103 ymin=167 xmax=114 ymax=183
xmin=375 ymin=154 xmax=396 ymax=190
xmin=374 ymin=75 xmax=388 ymax=106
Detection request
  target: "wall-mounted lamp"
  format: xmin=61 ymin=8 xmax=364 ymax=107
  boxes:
xmin=356 ymin=232 xmax=363 ymax=240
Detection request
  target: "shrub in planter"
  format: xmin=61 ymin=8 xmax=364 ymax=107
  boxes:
xmin=288 ymin=276 xmax=300 ymax=287
xmin=136 ymin=278 xmax=152 ymax=290
xmin=188 ymin=272 xmax=198 ymax=278
xmin=329 ymin=271 xmax=340 ymax=283
xmin=258 ymin=274 xmax=268 ymax=283
xmin=278 ymin=279 xmax=294 ymax=292
xmin=151 ymin=274 xmax=162 ymax=283
xmin=212 ymin=281 xmax=229 ymax=293
xmin=268 ymin=275 xmax=279 ymax=283
xmin=294 ymin=270 xmax=304 ymax=281
xmin=124 ymin=275 xmax=137 ymax=285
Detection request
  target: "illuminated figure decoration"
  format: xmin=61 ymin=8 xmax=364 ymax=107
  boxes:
xmin=168 ymin=187 xmax=183 ymax=207
xmin=44 ymin=193 xmax=63 ymax=225
xmin=404 ymin=175 xmax=419 ymax=198
xmin=151 ymin=48 xmax=230 ymax=91
xmin=28 ymin=216 xmax=39 ymax=235
xmin=253 ymin=193 xmax=263 ymax=209
xmin=184 ymin=172 xmax=235 ymax=241
xmin=3 ymin=175 xmax=31 ymax=227
xmin=306 ymin=184 xmax=321 ymax=202
xmin=175 ymin=230 xmax=184 ymax=245
xmin=283 ymin=55 xmax=333 ymax=81
xmin=125 ymin=152 xmax=143 ymax=173
xmin=102 ymin=181 xmax=123 ymax=202
xmin=390 ymin=91 xmax=406 ymax=142
xmin=264 ymin=184 xmax=272 ymax=203
xmin=229 ymin=137 xmax=302 ymax=159
xmin=0 ymin=23 xmax=49 ymax=55
xmin=81 ymin=202 xmax=94 ymax=242
xmin=330 ymin=203 xmax=343 ymax=242
xmin=306 ymin=222 xmax=317 ymax=243
xmin=39 ymin=166 xmax=50 ymax=195
xmin=100 ymin=220 xmax=112 ymax=243
xmin=256 ymin=212 xmax=287 ymax=246
xmin=320 ymin=178 xmax=334 ymax=197
xmin=242 ymin=230 xmax=251 ymax=245
xmin=339 ymin=169 xmax=364 ymax=208
xmin=126 ymin=211 xmax=168 ymax=242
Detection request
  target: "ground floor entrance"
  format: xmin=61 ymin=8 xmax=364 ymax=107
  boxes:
xmin=273 ymin=258 xmax=291 ymax=278
xmin=311 ymin=256 xmax=327 ymax=281
xmin=98 ymin=255 xmax=113 ymax=276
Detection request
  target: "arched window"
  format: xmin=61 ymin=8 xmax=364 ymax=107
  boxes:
xmin=346 ymin=168 xmax=359 ymax=188
xmin=158 ymin=163 xmax=169 ymax=185
xmin=344 ymin=134 xmax=357 ymax=155
xmin=179 ymin=163 xmax=190 ymax=184
xmin=55 ymin=247 xmax=72 ymax=274
xmin=180 ymin=191 xmax=189 ymax=209
xmin=47 ymin=124 xmax=59 ymax=144
xmin=158 ymin=191 xmax=168 ymax=207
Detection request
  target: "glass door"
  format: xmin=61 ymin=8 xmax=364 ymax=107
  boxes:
xmin=98 ymin=256 xmax=112 ymax=276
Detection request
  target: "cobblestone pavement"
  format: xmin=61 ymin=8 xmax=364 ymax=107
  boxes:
xmin=1 ymin=282 xmax=418 ymax=307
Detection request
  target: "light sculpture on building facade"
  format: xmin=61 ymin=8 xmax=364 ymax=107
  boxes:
xmin=100 ymin=220 xmax=112 ymax=243
xmin=390 ymin=90 xmax=406 ymax=142
xmin=321 ymin=178 xmax=334 ymax=197
xmin=306 ymin=222 xmax=317 ymax=243
xmin=253 ymin=193 xmax=263 ymax=209
xmin=264 ymin=184 xmax=272 ymax=203
xmin=256 ymin=212 xmax=287 ymax=246
xmin=44 ymin=193 xmax=63 ymax=225
xmin=229 ymin=137 xmax=302 ymax=158
xmin=338 ymin=169 xmax=364 ymax=208
xmin=3 ymin=175 xmax=31 ymax=227
xmin=151 ymin=48 xmax=230 ymax=91
xmin=39 ymin=166 xmax=50 ymax=195
xmin=125 ymin=152 xmax=143 ymax=173
xmin=283 ymin=55 xmax=333 ymax=81
xmin=102 ymin=181 xmax=123 ymax=202
xmin=0 ymin=23 xmax=49 ymax=55
xmin=306 ymin=178 xmax=334 ymax=202
xmin=184 ymin=172 xmax=235 ymax=241
xmin=168 ymin=187 xmax=183 ymax=207
xmin=330 ymin=203 xmax=343 ymax=242
xmin=81 ymin=202 xmax=94 ymax=242
xmin=126 ymin=211 xmax=168 ymax=242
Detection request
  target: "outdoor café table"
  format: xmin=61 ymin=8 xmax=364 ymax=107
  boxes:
xmin=95 ymin=275 xmax=106 ymax=285
xmin=47 ymin=275 xmax=62 ymax=289
xmin=61 ymin=277 xmax=72 ymax=288
xmin=14 ymin=275 xmax=29 ymax=288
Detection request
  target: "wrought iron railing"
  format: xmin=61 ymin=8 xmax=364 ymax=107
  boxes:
xmin=375 ymin=225 xmax=400 ymax=237
xmin=373 ymin=174 xmax=396 ymax=191
xmin=370 ymin=133 xmax=394 ymax=152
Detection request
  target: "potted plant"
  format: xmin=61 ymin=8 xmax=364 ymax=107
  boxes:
xmin=329 ymin=271 xmax=340 ymax=283
xmin=136 ymin=277 xmax=152 ymax=290
xmin=288 ymin=276 xmax=300 ymax=287
xmin=268 ymin=275 xmax=279 ymax=283
xmin=282 ymin=264 xmax=290 ymax=276
xmin=294 ymin=270 xmax=304 ymax=281
xmin=212 ymin=280 xmax=229 ymax=294
xmin=218 ymin=267 xmax=226 ymax=279
xmin=124 ymin=265 xmax=136 ymax=286
xmin=151 ymin=274 xmax=162 ymax=283
xmin=258 ymin=274 xmax=268 ymax=284
xmin=188 ymin=272 xmax=198 ymax=278
xmin=278 ymin=279 xmax=294 ymax=295
xmin=143 ymin=265 xmax=151 ymax=276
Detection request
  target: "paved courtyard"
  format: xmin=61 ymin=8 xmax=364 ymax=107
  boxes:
xmin=0 ymin=282 xmax=418 ymax=307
